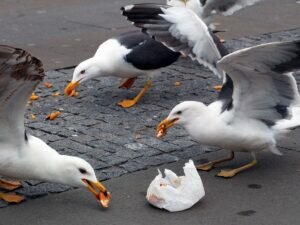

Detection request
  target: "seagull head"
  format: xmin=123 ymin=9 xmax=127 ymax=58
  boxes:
xmin=64 ymin=58 xmax=101 ymax=96
xmin=156 ymin=101 xmax=206 ymax=138
xmin=57 ymin=155 xmax=111 ymax=207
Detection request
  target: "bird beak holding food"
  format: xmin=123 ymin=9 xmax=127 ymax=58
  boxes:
xmin=82 ymin=179 xmax=111 ymax=208
xmin=156 ymin=118 xmax=179 ymax=138
xmin=64 ymin=81 xmax=80 ymax=96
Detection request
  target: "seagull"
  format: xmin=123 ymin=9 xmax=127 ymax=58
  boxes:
xmin=157 ymin=39 xmax=300 ymax=178
xmin=166 ymin=0 xmax=263 ymax=29
xmin=0 ymin=45 xmax=111 ymax=206
xmin=121 ymin=3 xmax=229 ymax=90
xmin=122 ymin=4 xmax=300 ymax=177
xmin=65 ymin=30 xmax=181 ymax=108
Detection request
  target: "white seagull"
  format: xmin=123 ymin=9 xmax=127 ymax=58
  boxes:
xmin=0 ymin=45 xmax=111 ymax=206
xmin=122 ymin=4 xmax=300 ymax=177
xmin=65 ymin=31 xmax=181 ymax=108
xmin=166 ymin=0 xmax=263 ymax=29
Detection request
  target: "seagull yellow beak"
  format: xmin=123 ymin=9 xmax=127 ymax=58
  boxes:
xmin=156 ymin=118 xmax=179 ymax=138
xmin=64 ymin=81 xmax=80 ymax=96
xmin=82 ymin=179 xmax=111 ymax=208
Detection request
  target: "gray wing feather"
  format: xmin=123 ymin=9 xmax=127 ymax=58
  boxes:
xmin=218 ymin=40 xmax=300 ymax=125
xmin=0 ymin=46 xmax=44 ymax=146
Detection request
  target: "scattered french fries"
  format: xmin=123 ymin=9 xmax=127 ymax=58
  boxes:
xmin=31 ymin=114 xmax=36 ymax=120
xmin=46 ymin=111 xmax=62 ymax=121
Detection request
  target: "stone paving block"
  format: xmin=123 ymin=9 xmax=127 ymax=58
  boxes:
xmin=16 ymin=183 xmax=71 ymax=199
xmin=134 ymin=154 xmax=179 ymax=167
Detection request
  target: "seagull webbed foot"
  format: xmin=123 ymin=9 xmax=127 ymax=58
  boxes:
xmin=118 ymin=80 xmax=153 ymax=108
xmin=197 ymin=151 xmax=234 ymax=171
xmin=0 ymin=192 xmax=25 ymax=203
xmin=0 ymin=179 xmax=22 ymax=191
xmin=217 ymin=159 xmax=257 ymax=178
xmin=196 ymin=162 xmax=214 ymax=171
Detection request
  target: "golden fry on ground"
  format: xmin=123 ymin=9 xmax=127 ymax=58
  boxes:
xmin=174 ymin=81 xmax=182 ymax=87
xmin=30 ymin=93 xmax=39 ymax=101
xmin=0 ymin=193 xmax=25 ymax=203
xmin=43 ymin=82 xmax=53 ymax=88
xmin=52 ymin=91 xmax=61 ymax=97
xmin=46 ymin=111 xmax=62 ymax=120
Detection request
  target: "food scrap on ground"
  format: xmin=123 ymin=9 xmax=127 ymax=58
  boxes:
xmin=174 ymin=81 xmax=182 ymax=87
xmin=43 ymin=82 xmax=53 ymax=88
xmin=30 ymin=93 xmax=39 ymax=101
xmin=52 ymin=91 xmax=61 ymax=97
xmin=31 ymin=114 xmax=36 ymax=120
xmin=46 ymin=111 xmax=62 ymax=121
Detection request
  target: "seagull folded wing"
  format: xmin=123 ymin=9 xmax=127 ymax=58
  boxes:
xmin=146 ymin=160 xmax=205 ymax=212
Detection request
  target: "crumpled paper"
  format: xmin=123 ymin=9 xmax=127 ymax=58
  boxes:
xmin=146 ymin=160 xmax=205 ymax=212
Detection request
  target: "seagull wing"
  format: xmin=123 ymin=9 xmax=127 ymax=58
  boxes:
xmin=218 ymin=40 xmax=300 ymax=126
xmin=0 ymin=45 xmax=44 ymax=146
xmin=122 ymin=3 xmax=226 ymax=79
xmin=201 ymin=0 xmax=262 ymax=18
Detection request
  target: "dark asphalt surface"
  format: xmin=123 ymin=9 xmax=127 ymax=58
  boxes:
xmin=0 ymin=0 xmax=299 ymax=224
xmin=0 ymin=0 xmax=299 ymax=70
xmin=1 ymin=150 xmax=300 ymax=225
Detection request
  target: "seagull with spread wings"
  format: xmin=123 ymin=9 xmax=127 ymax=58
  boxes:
xmin=122 ymin=4 xmax=300 ymax=177
xmin=0 ymin=45 xmax=111 ymax=205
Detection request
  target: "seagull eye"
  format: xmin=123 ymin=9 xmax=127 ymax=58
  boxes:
xmin=80 ymin=70 xmax=85 ymax=74
xmin=177 ymin=111 xmax=182 ymax=115
xmin=79 ymin=168 xmax=87 ymax=174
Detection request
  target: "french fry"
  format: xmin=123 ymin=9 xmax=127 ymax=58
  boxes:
xmin=43 ymin=82 xmax=53 ymax=88
xmin=52 ymin=91 xmax=61 ymax=97
xmin=46 ymin=111 xmax=62 ymax=121
xmin=69 ymin=90 xmax=79 ymax=97
xmin=30 ymin=93 xmax=39 ymax=101
xmin=99 ymin=192 xmax=111 ymax=208
xmin=31 ymin=114 xmax=36 ymax=120
xmin=174 ymin=82 xmax=182 ymax=87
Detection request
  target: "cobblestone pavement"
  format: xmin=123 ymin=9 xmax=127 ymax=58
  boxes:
xmin=1 ymin=28 xmax=299 ymax=208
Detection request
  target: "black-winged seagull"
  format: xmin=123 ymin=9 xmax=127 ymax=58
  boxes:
xmin=65 ymin=30 xmax=181 ymax=108
xmin=122 ymin=3 xmax=300 ymax=178
xmin=0 ymin=45 xmax=110 ymax=206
